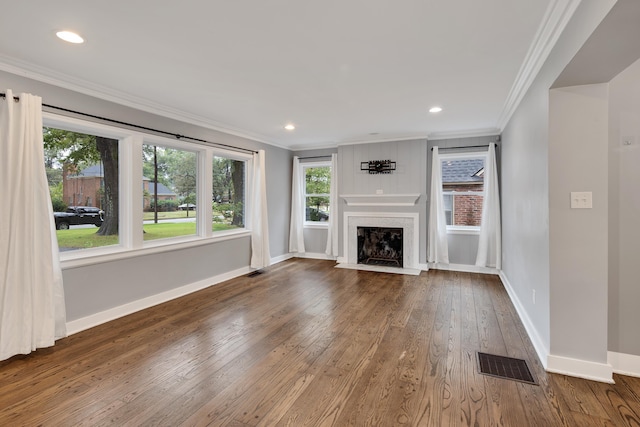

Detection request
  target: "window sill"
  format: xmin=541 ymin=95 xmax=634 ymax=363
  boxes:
xmin=60 ymin=229 xmax=251 ymax=269
xmin=446 ymin=226 xmax=481 ymax=235
xmin=304 ymin=222 xmax=329 ymax=230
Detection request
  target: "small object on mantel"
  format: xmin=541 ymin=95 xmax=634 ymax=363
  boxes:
xmin=361 ymin=160 xmax=396 ymax=174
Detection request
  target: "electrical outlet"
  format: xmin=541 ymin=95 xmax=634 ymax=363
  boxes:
xmin=376 ymin=189 xmax=383 ymax=195
xmin=533 ymin=289 xmax=536 ymax=305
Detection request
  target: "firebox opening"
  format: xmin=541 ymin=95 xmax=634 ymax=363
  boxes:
xmin=357 ymin=227 xmax=403 ymax=268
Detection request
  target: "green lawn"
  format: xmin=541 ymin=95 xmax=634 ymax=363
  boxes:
xmin=57 ymin=222 xmax=239 ymax=250
xmin=142 ymin=211 xmax=197 ymax=221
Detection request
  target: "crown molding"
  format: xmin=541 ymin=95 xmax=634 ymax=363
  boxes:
xmin=428 ymin=127 xmax=500 ymax=141
xmin=338 ymin=134 xmax=429 ymax=147
xmin=0 ymin=55 xmax=291 ymax=151
xmin=495 ymin=0 xmax=582 ymax=131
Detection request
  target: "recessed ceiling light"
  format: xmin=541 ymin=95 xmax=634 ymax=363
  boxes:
xmin=56 ymin=31 xmax=84 ymax=44
xmin=429 ymin=106 xmax=443 ymax=113
xmin=284 ymin=124 xmax=295 ymax=131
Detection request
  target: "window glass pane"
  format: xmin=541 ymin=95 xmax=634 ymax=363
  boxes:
xmin=441 ymin=158 xmax=485 ymax=227
xmin=443 ymin=194 xmax=453 ymax=225
xmin=44 ymin=127 xmax=119 ymax=251
xmin=304 ymin=166 xmax=331 ymax=222
xmin=305 ymin=196 xmax=330 ymax=221
xmin=212 ymin=156 xmax=245 ymax=231
xmin=450 ymin=194 xmax=483 ymax=226
xmin=142 ymin=145 xmax=196 ymax=241
xmin=305 ymin=166 xmax=331 ymax=194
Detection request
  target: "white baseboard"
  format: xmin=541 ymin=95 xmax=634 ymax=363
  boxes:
xmin=547 ymin=354 xmax=614 ymax=383
xmin=270 ymin=253 xmax=294 ymax=265
xmin=294 ymin=252 xmax=337 ymax=261
xmin=499 ymin=271 xmax=549 ymax=370
xmin=66 ymin=265 xmax=252 ymax=335
xmin=499 ymin=271 xmax=614 ymax=383
xmin=608 ymin=351 xmax=640 ymax=378
xmin=429 ymin=262 xmax=499 ymax=275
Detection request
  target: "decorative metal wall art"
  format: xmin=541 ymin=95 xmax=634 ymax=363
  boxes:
xmin=360 ymin=160 xmax=396 ymax=174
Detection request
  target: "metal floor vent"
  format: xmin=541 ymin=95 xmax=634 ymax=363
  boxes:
xmin=247 ymin=270 xmax=264 ymax=277
xmin=477 ymin=352 xmax=537 ymax=385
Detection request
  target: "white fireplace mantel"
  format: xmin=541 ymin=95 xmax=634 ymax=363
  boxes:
xmin=340 ymin=193 xmax=420 ymax=206
xmin=338 ymin=211 xmax=421 ymax=275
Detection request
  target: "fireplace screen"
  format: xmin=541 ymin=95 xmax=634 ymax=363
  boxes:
xmin=357 ymin=227 xmax=403 ymax=268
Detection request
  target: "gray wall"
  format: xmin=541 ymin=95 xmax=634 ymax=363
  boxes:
xmin=1 ymin=69 xmax=292 ymax=323
xmin=500 ymin=0 xmax=616 ymax=364
xmin=548 ymin=84 xmax=609 ymax=363
xmin=338 ymin=139 xmax=428 ymax=262
xmin=427 ymin=136 xmax=500 ymax=266
xmin=608 ymin=58 xmax=640 ymax=356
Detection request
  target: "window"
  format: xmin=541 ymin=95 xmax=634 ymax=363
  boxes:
xmin=440 ymin=154 xmax=486 ymax=231
xmin=142 ymin=144 xmax=197 ymax=241
xmin=44 ymin=127 xmax=120 ymax=251
xmin=212 ymin=156 xmax=245 ymax=231
xmin=43 ymin=113 xmax=250 ymax=263
xmin=303 ymin=163 xmax=331 ymax=223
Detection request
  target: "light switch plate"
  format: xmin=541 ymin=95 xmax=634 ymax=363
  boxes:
xmin=571 ymin=192 xmax=592 ymax=209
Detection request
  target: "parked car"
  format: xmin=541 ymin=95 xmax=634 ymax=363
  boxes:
xmin=54 ymin=206 xmax=104 ymax=230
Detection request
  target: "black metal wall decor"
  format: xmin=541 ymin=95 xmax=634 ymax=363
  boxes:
xmin=361 ymin=160 xmax=396 ymax=174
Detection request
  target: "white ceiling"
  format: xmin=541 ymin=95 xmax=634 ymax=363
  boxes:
xmin=0 ymin=1 xmax=568 ymax=150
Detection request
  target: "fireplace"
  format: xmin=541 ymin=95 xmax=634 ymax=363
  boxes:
xmin=357 ymin=227 xmax=403 ymax=267
xmin=340 ymin=212 xmax=420 ymax=275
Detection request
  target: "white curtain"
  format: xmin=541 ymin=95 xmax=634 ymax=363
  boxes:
xmin=427 ymin=146 xmax=449 ymax=264
xmin=0 ymin=89 xmax=67 ymax=361
xmin=476 ymin=143 xmax=501 ymax=269
xmin=325 ymin=153 xmax=338 ymax=257
xmin=250 ymin=149 xmax=271 ymax=269
xmin=288 ymin=156 xmax=305 ymax=253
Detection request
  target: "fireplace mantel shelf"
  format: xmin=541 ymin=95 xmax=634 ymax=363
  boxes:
xmin=340 ymin=193 xmax=421 ymax=206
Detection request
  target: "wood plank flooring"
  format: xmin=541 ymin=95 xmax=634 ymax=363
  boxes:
xmin=1 ymin=258 xmax=639 ymax=426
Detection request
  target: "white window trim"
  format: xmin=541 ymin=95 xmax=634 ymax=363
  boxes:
xmin=301 ymin=160 xmax=331 ymax=228
xmin=43 ymin=112 xmax=252 ymax=268
xmin=439 ymin=151 xmax=487 ymax=235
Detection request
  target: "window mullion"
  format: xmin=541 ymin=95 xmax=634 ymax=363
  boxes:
xmin=200 ymin=150 xmax=213 ymax=237
xmin=122 ymin=135 xmax=144 ymax=249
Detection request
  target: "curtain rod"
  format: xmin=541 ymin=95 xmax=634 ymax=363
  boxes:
xmin=0 ymin=92 xmax=258 ymax=155
xmin=297 ymin=155 xmax=333 ymax=160
xmin=430 ymin=144 xmax=496 ymax=151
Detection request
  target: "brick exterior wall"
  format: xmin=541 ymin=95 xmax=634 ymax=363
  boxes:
xmin=443 ymin=183 xmax=484 ymax=226
xmin=63 ymin=175 xmax=103 ymax=208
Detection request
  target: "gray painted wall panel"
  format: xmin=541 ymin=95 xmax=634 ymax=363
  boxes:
xmin=501 ymin=0 xmax=616 ymax=363
xmin=64 ymin=237 xmax=251 ymax=321
xmin=608 ymin=58 xmax=640 ymax=356
xmin=338 ymin=140 xmax=427 ymax=261
xmin=549 ymin=84 xmax=609 ymax=363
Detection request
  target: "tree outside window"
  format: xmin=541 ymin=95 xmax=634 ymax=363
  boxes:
xmin=304 ymin=164 xmax=331 ymax=222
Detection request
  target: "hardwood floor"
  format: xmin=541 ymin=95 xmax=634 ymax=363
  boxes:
xmin=1 ymin=258 xmax=639 ymax=426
